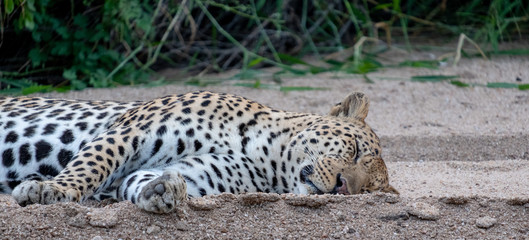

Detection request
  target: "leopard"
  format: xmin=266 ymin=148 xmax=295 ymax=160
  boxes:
xmin=0 ymin=90 xmax=398 ymax=213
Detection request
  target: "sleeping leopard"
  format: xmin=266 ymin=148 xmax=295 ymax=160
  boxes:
xmin=0 ymin=91 xmax=398 ymax=213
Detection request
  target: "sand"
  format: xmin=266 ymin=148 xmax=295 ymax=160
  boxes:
xmin=1 ymin=49 xmax=528 ymax=239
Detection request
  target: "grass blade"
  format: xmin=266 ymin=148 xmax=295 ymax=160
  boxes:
xmin=486 ymin=82 xmax=519 ymax=88
xmin=411 ymin=75 xmax=458 ymax=82
xmin=519 ymin=84 xmax=529 ymax=90
xmin=399 ymin=60 xmax=439 ymax=69
xmin=277 ymin=53 xmax=309 ymax=66
xmin=450 ymin=80 xmax=470 ymax=87
xmin=248 ymin=57 xmax=264 ymax=68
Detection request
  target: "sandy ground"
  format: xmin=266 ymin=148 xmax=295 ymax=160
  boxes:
xmin=1 ymin=49 xmax=529 ymax=239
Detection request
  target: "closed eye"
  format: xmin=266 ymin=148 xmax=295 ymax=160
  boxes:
xmin=299 ymin=165 xmax=314 ymax=183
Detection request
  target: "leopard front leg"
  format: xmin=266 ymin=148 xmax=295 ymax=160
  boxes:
xmin=12 ymin=128 xmax=139 ymax=206
xmin=12 ymin=180 xmax=81 ymax=206
xmin=119 ymin=169 xmax=188 ymax=213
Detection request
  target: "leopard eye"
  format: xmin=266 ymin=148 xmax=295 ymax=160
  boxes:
xmin=299 ymin=165 xmax=314 ymax=183
xmin=301 ymin=165 xmax=314 ymax=175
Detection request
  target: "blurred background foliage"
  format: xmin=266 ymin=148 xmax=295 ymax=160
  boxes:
xmin=0 ymin=0 xmax=528 ymax=93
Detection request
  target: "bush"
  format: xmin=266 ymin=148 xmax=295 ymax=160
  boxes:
xmin=1 ymin=0 xmax=528 ymax=93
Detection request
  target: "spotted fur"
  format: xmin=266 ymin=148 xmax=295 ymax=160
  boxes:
xmin=1 ymin=91 xmax=397 ymax=213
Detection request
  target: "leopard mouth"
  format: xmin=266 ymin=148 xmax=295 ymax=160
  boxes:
xmin=304 ymin=179 xmax=325 ymax=195
xmin=330 ymin=174 xmax=350 ymax=195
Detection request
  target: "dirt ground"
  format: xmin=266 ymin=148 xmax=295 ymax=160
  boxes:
xmin=1 ymin=46 xmax=529 ymax=239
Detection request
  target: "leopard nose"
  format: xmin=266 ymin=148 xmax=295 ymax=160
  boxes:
xmin=334 ymin=173 xmax=343 ymax=188
xmin=331 ymin=173 xmax=350 ymax=195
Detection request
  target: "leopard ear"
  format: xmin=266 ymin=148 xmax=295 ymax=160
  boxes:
xmin=328 ymin=92 xmax=369 ymax=121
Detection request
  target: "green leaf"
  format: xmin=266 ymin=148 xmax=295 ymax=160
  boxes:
xmin=71 ymin=80 xmax=87 ymax=90
xmin=411 ymin=75 xmax=458 ymax=82
xmin=251 ymin=80 xmax=261 ymax=88
xmin=248 ymin=57 xmax=264 ymax=68
xmin=17 ymin=14 xmax=24 ymax=29
xmin=135 ymin=15 xmax=152 ymax=32
xmin=486 ymin=82 xmax=518 ymax=88
xmin=63 ymin=68 xmax=77 ymax=81
xmin=28 ymin=48 xmax=47 ymax=67
xmin=51 ymin=42 xmax=70 ymax=56
xmin=24 ymin=12 xmax=35 ymax=30
xmin=74 ymin=30 xmax=88 ymax=40
xmin=184 ymin=78 xmax=200 ymax=86
xmin=373 ymin=3 xmax=393 ymax=10
xmin=31 ymin=31 xmax=42 ymax=42
xmin=450 ymin=80 xmax=470 ymax=87
xmin=55 ymin=26 xmax=70 ymax=38
xmin=348 ymin=4 xmax=367 ymax=21
xmin=73 ymin=15 xmax=89 ymax=27
xmin=343 ymin=58 xmax=382 ymax=74
xmin=4 ymin=0 xmax=14 ymax=14
xmin=277 ymin=53 xmax=309 ymax=66
xmin=324 ymin=59 xmax=344 ymax=67
xmin=26 ymin=0 xmax=36 ymax=11
xmin=256 ymin=0 xmax=266 ymax=11
xmin=519 ymin=84 xmax=529 ymax=90
xmin=309 ymin=66 xmax=327 ymax=74
xmin=233 ymin=81 xmax=268 ymax=89
xmin=399 ymin=60 xmax=439 ymax=69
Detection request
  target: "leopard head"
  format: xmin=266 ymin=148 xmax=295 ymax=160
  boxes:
xmin=292 ymin=92 xmax=398 ymax=195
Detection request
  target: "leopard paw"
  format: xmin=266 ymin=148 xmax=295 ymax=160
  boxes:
xmin=12 ymin=180 xmax=80 ymax=206
xmin=136 ymin=172 xmax=187 ymax=213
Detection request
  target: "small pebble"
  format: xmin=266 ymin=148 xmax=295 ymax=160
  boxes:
xmin=175 ymin=222 xmax=189 ymax=231
xmin=476 ymin=216 xmax=497 ymax=229
xmin=384 ymin=195 xmax=400 ymax=204
xmin=68 ymin=212 xmax=88 ymax=228
xmin=188 ymin=198 xmax=218 ymax=211
xmin=342 ymin=226 xmax=356 ymax=234
xmin=407 ymin=202 xmax=440 ymax=220
xmin=87 ymin=208 xmax=119 ymax=228
xmin=146 ymin=225 xmax=161 ymax=234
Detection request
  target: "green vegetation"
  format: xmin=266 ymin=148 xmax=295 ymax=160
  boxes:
xmin=1 ymin=0 xmax=528 ymax=94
